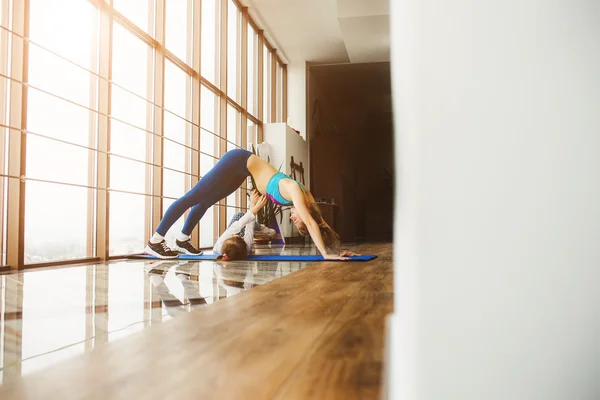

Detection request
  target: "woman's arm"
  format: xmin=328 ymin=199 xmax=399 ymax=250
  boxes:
xmin=288 ymin=185 xmax=349 ymax=260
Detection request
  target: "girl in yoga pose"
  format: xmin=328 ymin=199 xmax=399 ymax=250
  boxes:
xmin=212 ymin=190 xmax=267 ymax=261
xmin=145 ymin=148 xmax=353 ymax=260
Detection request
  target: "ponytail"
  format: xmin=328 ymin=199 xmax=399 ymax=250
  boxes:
xmin=319 ymin=224 xmax=341 ymax=251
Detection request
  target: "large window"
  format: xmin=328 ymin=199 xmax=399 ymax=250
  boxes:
xmin=1 ymin=0 xmax=285 ymax=269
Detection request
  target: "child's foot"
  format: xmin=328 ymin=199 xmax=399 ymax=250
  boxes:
xmin=144 ymin=240 xmax=179 ymax=259
xmin=255 ymin=224 xmax=276 ymax=236
xmin=173 ymin=239 xmax=203 ymax=255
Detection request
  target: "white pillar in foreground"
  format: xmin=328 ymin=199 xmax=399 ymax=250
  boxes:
xmin=387 ymin=0 xmax=600 ymax=398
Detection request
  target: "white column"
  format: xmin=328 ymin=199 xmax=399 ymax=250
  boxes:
xmin=388 ymin=0 xmax=600 ymax=399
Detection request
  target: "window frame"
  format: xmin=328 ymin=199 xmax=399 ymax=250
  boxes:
xmin=1 ymin=0 xmax=286 ymax=269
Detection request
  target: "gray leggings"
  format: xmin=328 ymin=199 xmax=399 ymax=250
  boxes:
xmin=227 ymin=212 xmax=261 ymax=237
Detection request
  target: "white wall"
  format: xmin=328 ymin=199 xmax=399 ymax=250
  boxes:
xmin=263 ymin=123 xmax=309 ymax=237
xmin=286 ymin=61 xmax=307 ymax=139
xmin=389 ymin=0 xmax=600 ymax=399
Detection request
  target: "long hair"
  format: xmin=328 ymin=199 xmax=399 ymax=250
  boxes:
xmin=215 ymin=236 xmax=249 ymax=261
xmin=297 ymin=194 xmax=341 ymax=251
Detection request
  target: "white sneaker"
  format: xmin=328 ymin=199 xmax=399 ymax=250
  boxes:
xmin=255 ymin=224 xmax=276 ymax=236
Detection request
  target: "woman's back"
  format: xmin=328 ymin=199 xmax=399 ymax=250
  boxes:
xmin=246 ymin=154 xmax=280 ymax=193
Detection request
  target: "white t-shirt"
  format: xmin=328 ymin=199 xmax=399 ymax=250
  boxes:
xmin=212 ymin=210 xmax=256 ymax=255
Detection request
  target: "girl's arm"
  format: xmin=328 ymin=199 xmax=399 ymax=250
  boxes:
xmin=288 ymin=185 xmax=349 ymax=260
xmin=243 ymin=193 xmax=267 ymax=251
xmin=243 ymin=219 xmax=256 ymax=252
xmin=244 ymin=190 xmax=267 ymax=251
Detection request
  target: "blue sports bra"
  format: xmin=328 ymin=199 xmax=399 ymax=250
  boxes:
xmin=265 ymin=172 xmax=306 ymax=206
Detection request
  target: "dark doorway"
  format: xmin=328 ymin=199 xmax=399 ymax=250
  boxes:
xmin=308 ymin=62 xmax=393 ymax=242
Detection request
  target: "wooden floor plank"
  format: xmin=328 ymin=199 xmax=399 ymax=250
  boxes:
xmin=0 ymin=243 xmax=392 ymax=400
xmin=275 ymin=249 xmax=394 ymax=400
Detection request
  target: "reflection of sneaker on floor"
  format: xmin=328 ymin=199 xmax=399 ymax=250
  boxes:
xmin=189 ymin=297 xmax=207 ymax=305
xmin=144 ymin=260 xmax=179 ymax=276
xmin=173 ymin=239 xmax=203 ymax=255
xmin=175 ymin=271 xmax=192 ymax=279
xmin=175 ymin=272 xmax=208 ymax=306
xmin=145 ymin=240 xmax=179 ymax=259
xmin=255 ymin=224 xmax=276 ymax=236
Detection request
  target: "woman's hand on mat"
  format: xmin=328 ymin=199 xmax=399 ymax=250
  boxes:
xmin=339 ymin=250 xmax=360 ymax=257
xmin=323 ymin=254 xmax=350 ymax=260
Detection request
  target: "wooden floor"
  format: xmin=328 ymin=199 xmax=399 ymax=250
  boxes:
xmin=0 ymin=243 xmax=393 ymax=399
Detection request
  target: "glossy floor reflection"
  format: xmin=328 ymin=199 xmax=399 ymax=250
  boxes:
xmin=0 ymin=244 xmax=319 ymax=384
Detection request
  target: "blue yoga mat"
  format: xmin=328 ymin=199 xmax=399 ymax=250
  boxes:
xmin=130 ymin=254 xmax=377 ymax=262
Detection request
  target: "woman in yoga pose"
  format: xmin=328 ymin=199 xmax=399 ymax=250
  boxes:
xmin=145 ymin=148 xmax=353 ymax=260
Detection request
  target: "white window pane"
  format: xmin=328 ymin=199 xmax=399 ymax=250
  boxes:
xmin=26 ymin=135 xmax=89 ymax=186
xmin=113 ymin=0 xmax=151 ymax=34
xmin=27 ymin=89 xmax=90 ymax=147
xmin=28 ymin=47 xmax=92 ymax=109
xmin=247 ymin=120 xmax=256 ymax=151
xmin=226 ymin=198 xmax=238 ymax=223
xmin=201 ymin=0 xmax=220 ymax=86
xmin=201 ymin=86 xmax=219 ymax=134
xmin=110 ymin=192 xmax=147 ymax=256
xmin=112 ymin=22 xmax=152 ymax=99
xmin=276 ymin=62 xmax=284 ymax=122
xmin=1 ymin=176 xmax=6 ymax=264
xmin=110 ymin=156 xmax=147 ymax=195
xmin=227 ymin=0 xmax=241 ymax=102
xmin=200 ymin=153 xmax=216 ymax=178
xmin=164 ymin=140 xmax=189 ymax=173
xmin=227 ymin=105 xmax=240 ymax=149
xmin=111 ymin=119 xmax=152 ymax=163
xmin=201 ymin=130 xmax=216 ymax=158
xmin=111 ymin=85 xmax=149 ymax=131
xmin=163 ymin=169 xmax=188 ymax=200
xmin=247 ymin=27 xmax=259 ymax=117
xmin=263 ymin=46 xmax=271 ymax=122
xmin=165 ymin=0 xmax=192 ymax=64
xmin=25 ymin=181 xmax=89 ymax=263
xmin=200 ymin=205 xmax=215 ymax=248
xmin=29 ymin=0 xmax=96 ymax=68
xmin=164 ymin=112 xmax=191 ymax=146
xmin=164 ymin=60 xmax=189 ymax=118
